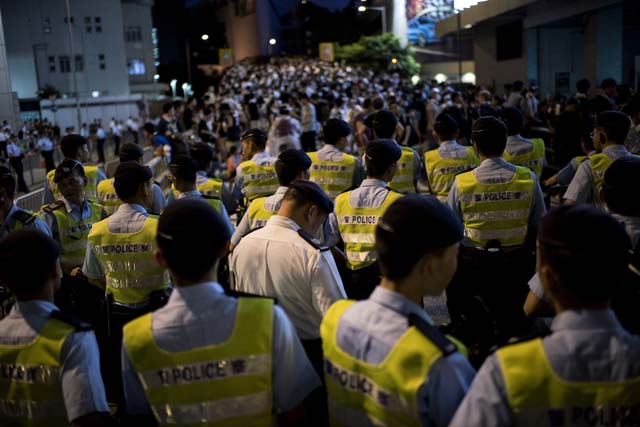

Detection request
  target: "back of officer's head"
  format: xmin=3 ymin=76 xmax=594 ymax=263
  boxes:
xmin=433 ymin=113 xmax=458 ymax=140
xmin=0 ymin=230 xmax=60 ymax=296
xmin=113 ymin=161 xmax=152 ymax=200
xmin=60 ymin=134 xmax=87 ymax=158
xmin=368 ymin=110 xmax=398 ymax=139
xmin=190 ymin=142 xmax=214 ymax=171
xmin=242 ymin=128 xmax=268 ymax=151
xmin=500 ymin=107 xmax=524 ymax=135
xmin=0 ymin=166 xmax=16 ymax=200
xmin=53 ymin=158 xmax=86 ymax=184
xmin=169 ymin=155 xmax=198 ymax=183
xmin=119 ymin=143 xmax=144 ymax=163
xmin=471 ymin=116 xmax=508 ymax=157
xmin=282 ymin=180 xmax=333 ymax=216
xmin=596 ymin=111 xmax=631 ymax=144
xmin=323 ymin=119 xmax=351 ymax=145
xmin=603 ymin=157 xmax=640 ymax=217
xmin=275 ymin=149 xmax=311 ymax=186
xmin=365 ymin=139 xmax=402 ymax=178
xmin=157 ymin=199 xmax=230 ymax=282
xmin=376 ymin=195 xmax=463 ymax=282
xmin=538 ymin=205 xmax=631 ymax=303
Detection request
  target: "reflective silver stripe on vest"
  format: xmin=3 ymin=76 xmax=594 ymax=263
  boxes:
xmin=152 ymin=390 xmax=270 ymax=425
xmin=244 ymin=185 xmax=277 ymax=196
xmin=139 ymin=354 xmax=270 ymax=388
xmin=464 ymin=226 xmax=528 ymax=242
xmin=312 ymin=177 xmax=352 ymax=186
xmin=462 ymin=209 xmax=530 ymax=223
xmin=346 ymin=250 xmax=378 ymax=263
xmin=459 ymin=191 xmax=531 ymax=204
xmin=0 ymin=364 xmax=60 ymax=384
xmin=0 ymin=399 xmax=66 ymax=419
xmin=107 ymin=272 xmax=169 ymax=289
xmin=101 ymin=259 xmax=162 ymax=273
xmin=328 ymin=399 xmax=389 ymax=427
xmin=337 ymin=215 xmax=380 ymax=225
xmin=341 ymin=233 xmax=376 ymax=244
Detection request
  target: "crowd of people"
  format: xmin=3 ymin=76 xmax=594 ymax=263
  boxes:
xmin=1 ymin=56 xmax=640 ymax=426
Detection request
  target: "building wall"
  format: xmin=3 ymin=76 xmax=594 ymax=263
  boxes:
xmin=1 ymin=0 xmax=131 ymax=99
xmin=0 ymin=8 xmax=19 ymax=128
xmin=535 ymin=27 xmax=584 ymax=97
xmin=473 ymin=20 xmax=526 ymax=90
xmin=122 ymin=0 xmax=156 ymax=88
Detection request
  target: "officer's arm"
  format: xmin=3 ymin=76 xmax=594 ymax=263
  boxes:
xmin=221 ymin=184 xmax=237 ymax=215
xmin=150 ymin=183 xmax=166 ymax=215
xmin=523 ymin=273 xmax=554 ymax=317
xmin=120 ymin=345 xmax=156 ymax=423
xmin=449 ymin=355 xmax=513 ymax=427
xmin=96 ymin=168 xmax=107 ymax=183
xmin=230 ymin=208 xmax=251 ymax=250
xmin=81 ymin=243 xmax=106 ymax=289
xmin=310 ymin=251 xmax=347 ymax=316
xmin=323 ymin=212 xmax=341 ymax=247
xmin=34 ymin=217 xmax=53 ymax=237
xmin=446 ymin=180 xmax=464 ymax=223
xmin=231 ymin=168 xmax=244 ymax=206
xmin=563 ymin=160 xmax=592 ymax=204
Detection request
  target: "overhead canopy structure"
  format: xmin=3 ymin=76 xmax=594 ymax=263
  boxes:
xmin=435 ymin=0 xmax=536 ymax=37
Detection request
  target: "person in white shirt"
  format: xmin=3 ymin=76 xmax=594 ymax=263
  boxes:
xmin=37 ymin=132 xmax=56 ymax=172
xmin=95 ymin=123 xmax=106 ymax=163
xmin=6 ymin=134 xmax=29 ymax=193
xmin=267 ymin=105 xmax=302 ymax=156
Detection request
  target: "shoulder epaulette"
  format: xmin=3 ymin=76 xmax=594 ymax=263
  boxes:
xmin=201 ymin=194 xmax=221 ymax=200
xmin=298 ymin=229 xmax=329 ymax=252
xmin=408 ymin=313 xmax=457 ymax=357
xmin=11 ymin=209 xmax=36 ymax=225
xmin=386 ymin=186 xmax=403 ymax=195
xmin=495 ymin=328 xmax=551 ymax=351
xmin=337 ymin=186 xmax=358 ymax=196
xmin=153 ymin=180 xmax=161 ymax=187
xmin=49 ymin=310 xmax=93 ymax=331
xmin=226 ymin=289 xmax=278 ymax=304
xmin=42 ymin=200 xmax=65 ymax=213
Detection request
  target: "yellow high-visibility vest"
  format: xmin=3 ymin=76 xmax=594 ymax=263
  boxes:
xmin=425 ymin=147 xmax=478 ymax=202
xmin=589 ymin=152 xmax=614 ymax=206
xmin=239 ymin=160 xmax=278 ymax=201
xmin=246 ymin=197 xmax=279 ymax=230
xmin=321 ymin=300 xmax=465 ymax=427
xmin=88 ymin=216 xmax=169 ymax=304
xmin=335 ymin=188 xmax=402 ymax=270
xmin=171 ymin=177 xmax=223 ymax=199
xmin=0 ymin=316 xmax=78 ymax=427
xmin=47 ymin=165 xmax=100 ymax=202
xmin=388 ymin=147 xmax=416 ymax=194
xmin=503 ymin=138 xmax=545 ymax=179
xmin=97 ymin=178 xmax=121 ymax=215
xmin=123 ymin=297 xmax=274 ymax=426
xmin=497 ymin=338 xmax=640 ymax=426
xmin=457 ymin=165 xmax=534 ymax=247
xmin=308 ymin=151 xmax=356 ymax=199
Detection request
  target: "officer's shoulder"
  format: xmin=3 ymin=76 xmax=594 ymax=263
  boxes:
xmin=201 ymin=194 xmax=221 ymax=200
xmin=297 ymin=229 xmax=329 ymax=252
xmin=337 ymin=186 xmax=357 ymax=197
xmin=386 ymin=186 xmax=403 ymax=195
xmin=12 ymin=209 xmax=37 ymax=225
xmin=41 ymin=200 xmax=65 ymax=213
xmin=494 ymin=329 xmax=551 ymax=353
xmin=226 ymin=289 xmax=278 ymax=305
xmin=409 ymin=313 xmax=457 ymax=357
xmin=49 ymin=310 xmax=93 ymax=332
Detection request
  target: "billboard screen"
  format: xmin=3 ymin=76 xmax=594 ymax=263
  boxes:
xmin=406 ymin=0 xmax=455 ymax=46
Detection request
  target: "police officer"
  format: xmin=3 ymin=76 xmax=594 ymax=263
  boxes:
xmin=451 ymin=205 xmax=640 ymax=426
xmin=0 ymin=166 xmax=50 ymax=238
xmin=424 ymin=113 xmax=478 ymax=202
xmin=0 ymin=230 xmax=109 ymax=426
xmin=231 ymin=149 xmax=311 ymax=249
xmin=96 ymin=142 xmax=165 ymax=215
xmin=43 ymin=134 xmax=106 ymax=204
xmin=121 ymin=199 xmax=320 ymax=425
xmin=167 ymin=155 xmax=234 ymax=235
xmin=368 ymin=110 xmax=423 ymax=194
xmin=40 ymin=159 xmax=106 ymax=275
xmin=6 ymin=134 xmax=29 ymax=193
xmin=543 ymin=135 xmax=596 ymax=188
xmin=231 ymin=128 xmax=278 ymax=208
xmin=326 ymin=139 xmax=403 ymax=300
xmin=446 ymin=116 xmax=545 ymax=338
xmin=308 ymin=118 xmax=364 ymax=199
xmin=501 ymin=107 xmax=546 ymax=179
xmin=83 ymin=161 xmax=170 ymax=405
xmin=321 ymin=195 xmax=476 ymax=427
xmin=565 ymin=110 xmax=636 ymax=206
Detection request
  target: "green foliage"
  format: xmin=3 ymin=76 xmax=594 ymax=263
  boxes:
xmin=335 ymin=33 xmax=420 ymax=76
xmin=37 ymin=84 xmax=61 ymax=100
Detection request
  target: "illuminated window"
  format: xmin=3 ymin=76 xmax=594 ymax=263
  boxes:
xmin=127 ymin=59 xmax=146 ymax=75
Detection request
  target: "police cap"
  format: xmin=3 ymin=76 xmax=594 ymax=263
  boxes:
xmin=241 ymin=128 xmax=267 ymax=143
xmin=323 ymin=118 xmax=351 ymax=145
xmin=119 ymin=143 xmax=144 ymax=162
xmin=60 ymin=134 xmax=87 ymax=153
xmin=114 ymin=161 xmax=152 ymax=188
xmin=433 ymin=113 xmax=458 ymax=136
xmin=53 ymin=159 xmax=85 ymax=183
xmin=288 ymin=179 xmax=334 ymax=214
xmin=365 ymin=139 xmax=402 ymax=167
xmin=169 ymin=155 xmax=199 ymax=177
xmin=276 ymin=149 xmax=312 ymax=170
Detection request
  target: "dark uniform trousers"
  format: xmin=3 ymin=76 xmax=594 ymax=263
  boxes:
xmin=346 ymin=262 xmax=381 ymax=301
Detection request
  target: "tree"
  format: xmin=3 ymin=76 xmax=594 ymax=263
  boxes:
xmin=335 ymin=33 xmax=420 ymax=77
xmin=37 ymin=84 xmax=61 ymax=100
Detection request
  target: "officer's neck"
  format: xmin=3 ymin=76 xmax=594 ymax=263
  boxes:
xmin=171 ymin=264 xmax=218 ymax=288
xmin=379 ymin=277 xmax=423 ymax=306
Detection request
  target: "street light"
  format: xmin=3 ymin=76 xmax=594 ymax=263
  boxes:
xmin=154 ymin=74 xmax=160 ymax=80
xmin=201 ymin=34 xmax=209 ymax=41
xmin=269 ymin=38 xmax=277 ymax=45
xmin=170 ymin=79 xmax=177 ymax=98
xmin=358 ymin=5 xmax=366 ymax=12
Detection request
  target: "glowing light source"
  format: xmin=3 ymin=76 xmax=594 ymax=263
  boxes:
xmin=434 ymin=73 xmax=447 ymax=83
xmin=154 ymin=74 xmax=160 ymax=80
xmin=411 ymin=75 xmax=420 ymax=85
xmin=358 ymin=5 xmax=366 ymax=12
xmin=391 ymin=57 xmax=398 ymax=64
xmin=201 ymin=34 xmax=209 ymax=41
xmin=91 ymin=91 xmax=100 ymax=98
xmin=269 ymin=38 xmax=277 ymax=45
xmin=461 ymin=72 xmax=476 ymax=84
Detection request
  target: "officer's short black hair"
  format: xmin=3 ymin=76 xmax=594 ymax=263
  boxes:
xmin=323 ymin=119 xmax=351 ymax=145
xmin=0 ymin=166 xmax=16 ymax=199
xmin=169 ymin=155 xmax=198 ymax=182
xmin=538 ymin=205 xmax=631 ymax=302
xmin=376 ymin=195 xmax=463 ymax=280
xmin=471 ymin=116 xmax=508 ymax=156
xmin=284 ymin=180 xmax=333 ymax=215
xmin=368 ymin=110 xmax=397 ymax=139
xmin=0 ymin=230 xmax=60 ymax=295
xmin=500 ymin=107 xmax=524 ymax=135
xmin=275 ymin=149 xmax=312 ymax=186
xmin=119 ymin=143 xmax=144 ymax=162
xmin=190 ymin=143 xmax=214 ymax=171
xmin=365 ymin=139 xmax=402 ymax=178
xmin=595 ymin=111 xmax=631 ymax=144
xmin=601 ymin=78 xmax=617 ymax=89
xmin=433 ymin=113 xmax=458 ymax=140
xmin=143 ymin=122 xmax=155 ymax=134
xmin=576 ymin=78 xmax=591 ymax=94
xmin=60 ymin=134 xmax=87 ymax=158
xmin=53 ymin=159 xmax=85 ymax=184
xmin=372 ymin=97 xmax=385 ymax=110
xmin=241 ymin=128 xmax=268 ymax=151
xmin=603 ymin=157 xmax=640 ymax=216
xmin=157 ymin=199 xmax=230 ymax=281
xmin=512 ymin=80 xmax=524 ymax=91
xmin=113 ymin=161 xmax=152 ymax=200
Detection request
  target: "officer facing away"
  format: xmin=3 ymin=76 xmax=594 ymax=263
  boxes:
xmin=122 ymin=199 xmax=320 ymax=426
xmin=0 ymin=230 xmax=109 ymax=426
xmin=451 ymin=205 xmax=640 ymax=426
xmin=0 ymin=166 xmax=50 ymax=238
xmin=232 ymin=128 xmax=278 ymax=208
xmin=501 ymin=107 xmax=546 ymax=180
xmin=321 ymin=195 xmax=475 ymax=427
